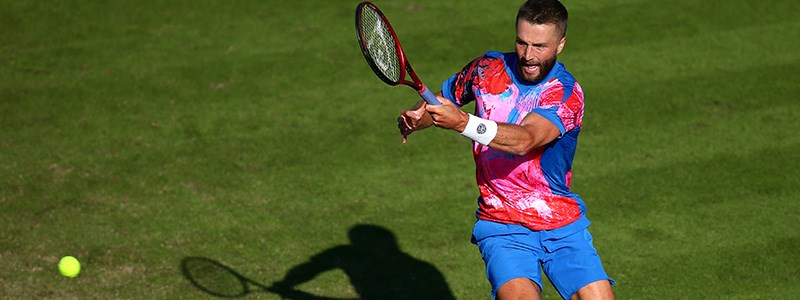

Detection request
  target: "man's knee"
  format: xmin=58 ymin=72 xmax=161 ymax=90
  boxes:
xmin=497 ymin=278 xmax=541 ymax=300
xmin=570 ymin=280 xmax=614 ymax=300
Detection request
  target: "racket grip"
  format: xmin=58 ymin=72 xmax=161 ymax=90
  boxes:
xmin=418 ymin=85 xmax=441 ymax=105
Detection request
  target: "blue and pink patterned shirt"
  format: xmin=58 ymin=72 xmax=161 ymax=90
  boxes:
xmin=442 ymin=51 xmax=587 ymax=231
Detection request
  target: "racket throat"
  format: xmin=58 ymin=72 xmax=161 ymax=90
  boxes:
xmin=406 ymin=64 xmax=424 ymax=91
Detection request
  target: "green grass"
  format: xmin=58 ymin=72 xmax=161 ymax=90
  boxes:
xmin=2 ymin=0 xmax=799 ymax=299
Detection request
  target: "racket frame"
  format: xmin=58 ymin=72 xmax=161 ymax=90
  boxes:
xmin=355 ymin=1 xmax=440 ymax=104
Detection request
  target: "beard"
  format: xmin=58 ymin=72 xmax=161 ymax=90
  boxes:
xmin=517 ymin=54 xmax=557 ymax=84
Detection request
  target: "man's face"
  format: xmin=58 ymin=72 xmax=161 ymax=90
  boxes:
xmin=515 ymin=20 xmax=566 ymax=84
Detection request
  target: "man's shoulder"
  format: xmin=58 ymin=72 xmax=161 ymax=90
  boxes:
xmin=483 ymin=51 xmax=506 ymax=58
xmin=479 ymin=51 xmax=515 ymax=63
xmin=543 ymin=62 xmax=579 ymax=94
xmin=455 ymin=51 xmax=513 ymax=79
xmin=465 ymin=51 xmax=515 ymax=77
xmin=551 ymin=62 xmax=576 ymax=83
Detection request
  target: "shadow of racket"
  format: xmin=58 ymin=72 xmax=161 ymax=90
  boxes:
xmin=180 ymin=256 xmax=355 ymax=299
xmin=181 ymin=256 xmax=273 ymax=298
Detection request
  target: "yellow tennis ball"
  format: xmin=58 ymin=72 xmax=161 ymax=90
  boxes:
xmin=58 ymin=256 xmax=81 ymax=278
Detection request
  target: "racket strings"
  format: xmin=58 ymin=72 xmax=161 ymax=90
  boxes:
xmin=359 ymin=7 xmax=401 ymax=82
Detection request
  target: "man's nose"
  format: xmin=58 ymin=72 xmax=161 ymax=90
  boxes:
xmin=523 ymin=46 xmax=536 ymax=62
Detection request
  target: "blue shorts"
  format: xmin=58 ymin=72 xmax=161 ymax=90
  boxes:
xmin=471 ymin=217 xmax=614 ymax=299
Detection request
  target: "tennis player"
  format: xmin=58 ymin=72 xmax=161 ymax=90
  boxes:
xmin=397 ymin=0 xmax=615 ymax=299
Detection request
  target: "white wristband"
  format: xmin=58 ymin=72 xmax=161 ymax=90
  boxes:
xmin=460 ymin=114 xmax=498 ymax=146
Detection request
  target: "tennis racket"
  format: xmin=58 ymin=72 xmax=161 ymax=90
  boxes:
xmin=355 ymin=1 xmax=441 ymax=105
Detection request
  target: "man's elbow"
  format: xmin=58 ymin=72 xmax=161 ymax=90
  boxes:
xmin=505 ymin=142 xmax=538 ymax=156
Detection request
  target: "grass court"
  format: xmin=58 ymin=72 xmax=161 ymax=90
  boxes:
xmin=1 ymin=0 xmax=799 ymax=298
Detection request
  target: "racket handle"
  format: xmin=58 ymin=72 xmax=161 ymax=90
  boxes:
xmin=418 ymin=85 xmax=441 ymax=105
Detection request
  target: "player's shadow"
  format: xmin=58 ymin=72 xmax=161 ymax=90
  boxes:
xmin=181 ymin=224 xmax=455 ymax=299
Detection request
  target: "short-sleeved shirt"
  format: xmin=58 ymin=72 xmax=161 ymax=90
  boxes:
xmin=441 ymin=51 xmax=587 ymax=231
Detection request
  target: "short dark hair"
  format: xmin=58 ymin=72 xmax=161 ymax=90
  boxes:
xmin=516 ymin=0 xmax=569 ymax=37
